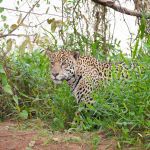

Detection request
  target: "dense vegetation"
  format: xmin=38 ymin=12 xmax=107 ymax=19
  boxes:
xmin=0 ymin=28 xmax=150 ymax=149
xmin=0 ymin=0 xmax=150 ymax=149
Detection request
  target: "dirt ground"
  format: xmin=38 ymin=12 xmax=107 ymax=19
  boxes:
xmin=0 ymin=120 xmax=117 ymax=150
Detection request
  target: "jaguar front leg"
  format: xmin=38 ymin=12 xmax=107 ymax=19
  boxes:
xmin=73 ymin=78 xmax=95 ymax=103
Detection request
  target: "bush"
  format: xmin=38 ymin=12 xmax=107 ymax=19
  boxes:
xmin=0 ymin=35 xmax=149 ymax=147
xmin=0 ymin=51 xmax=77 ymax=130
xmin=73 ymin=54 xmax=150 ymax=146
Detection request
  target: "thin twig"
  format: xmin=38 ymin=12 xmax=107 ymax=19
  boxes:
xmin=60 ymin=0 xmax=65 ymax=45
xmin=1 ymin=33 xmax=36 ymax=37
xmin=0 ymin=0 xmax=41 ymax=38
xmin=1 ymin=6 xmax=66 ymax=18
xmin=111 ymin=10 xmax=116 ymax=43
xmin=73 ymin=0 xmax=81 ymax=14
xmin=24 ymin=19 xmax=48 ymax=28
xmin=26 ymin=2 xmax=57 ymax=47
xmin=117 ymin=0 xmax=133 ymax=50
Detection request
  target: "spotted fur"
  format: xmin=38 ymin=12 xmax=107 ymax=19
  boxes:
xmin=47 ymin=51 xmax=127 ymax=103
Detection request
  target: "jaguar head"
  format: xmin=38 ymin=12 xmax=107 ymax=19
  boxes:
xmin=46 ymin=50 xmax=79 ymax=84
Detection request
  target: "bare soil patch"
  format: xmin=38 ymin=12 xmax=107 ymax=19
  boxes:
xmin=0 ymin=120 xmax=116 ymax=150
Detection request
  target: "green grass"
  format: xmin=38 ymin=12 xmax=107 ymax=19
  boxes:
xmin=72 ymin=54 xmax=150 ymax=148
xmin=0 ymin=51 xmax=77 ymax=129
xmin=0 ymin=34 xmax=150 ymax=149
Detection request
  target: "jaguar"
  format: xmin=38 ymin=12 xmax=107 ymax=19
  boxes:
xmin=47 ymin=50 xmax=128 ymax=103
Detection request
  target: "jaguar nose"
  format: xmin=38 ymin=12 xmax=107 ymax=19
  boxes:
xmin=52 ymin=73 xmax=59 ymax=77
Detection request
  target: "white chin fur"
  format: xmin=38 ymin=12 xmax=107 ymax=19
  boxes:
xmin=53 ymin=80 xmax=62 ymax=84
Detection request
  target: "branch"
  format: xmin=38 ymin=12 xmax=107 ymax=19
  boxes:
xmin=0 ymin=0 xmax=40 ymax=39
xmin=2 ymin=33 xmax=36 ymax=37
xmin=1 ymin=6 xmax=65 ymax=18
xmin=92 ymin=0 xmax=150 ymax=19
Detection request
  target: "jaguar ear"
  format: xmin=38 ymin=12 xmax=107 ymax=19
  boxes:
xmin=45 ymin=49 xmax=52 ymax=59
xmin=72 ymin=51 xmax=80 ymax=60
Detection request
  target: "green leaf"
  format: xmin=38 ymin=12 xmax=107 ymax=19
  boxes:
xmin=0 ymin=64 xmax=5 ymax=74
xmin=19 ymin=39 xmax=28 ymax=54
xmin=0 ymin=7 xmax=4 ymax=13
xmin=0 ymin=0 xmax=3 ymax=3
xmin=63 ymin=0 xmax=68 ymax=3
xmin=19 ymin=110 xmax=28 ymax=120
xmin=132 ymin=38 xmax=139 ymax=59
xmin=140 ymin=17 xmax=146 ymax=39
xmin=51 ymin=21 xmax=57 ymax=32
xmin=4 ymin=23 xmax=9 ymax=29
xmin=1 ymin=74 xmax=8 ymax=86
xmin=3 ymin=84 xmax=13 ymax=95
xmin=17 ymin=0 xmax=19 ymax=5
xmin=47 ymin=18 xmax=55 ymax=24
xmin=10 ymin=24 xmax=18 ymax=30
xmin=13 ymin=95 xmax=19 ymax=106
xmin=1 ymin=15 xmax=6 ymax=21
xmin=6 ymin=39 xmax=13 ymax=51
xmin=17 ymin=14 xmax=22 ymax=24
xmin=0 ymin=64 xmax=9 ymax=86
xmin=36 ymin=4 xmax=40 ymax=7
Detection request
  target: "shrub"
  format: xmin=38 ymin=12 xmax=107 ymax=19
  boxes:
xmin=0 ymin=51 xmax=77 ymax=130
xmin=73 ymin=54 xmax=150 ymax=146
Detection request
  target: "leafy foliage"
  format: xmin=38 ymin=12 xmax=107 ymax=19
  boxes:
xmin=0 ymin=1 xmax=150 ymax=149
xmin=0 ymin=51 xmax=77 ymax=130
xmin=73 ymin=54 xmax=150 ymax=146
xmin=0 ymin=40 xmax=149 ymax=148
